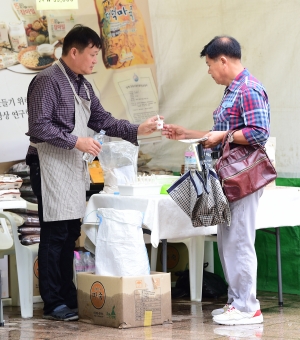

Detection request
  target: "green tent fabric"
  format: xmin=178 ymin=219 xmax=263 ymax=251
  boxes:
xmin=214 ymin=178 xmax=300 ymax=295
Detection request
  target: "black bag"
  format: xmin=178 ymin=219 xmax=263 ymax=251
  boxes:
xmin=202 ymin=263 xmax=228 ymax=298
xmin=171 ymin=264 xmax=228 ymax=299
xmin=171 ymin=269 xmax=190 ymax=298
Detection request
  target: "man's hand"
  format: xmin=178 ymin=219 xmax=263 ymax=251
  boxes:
xmin=137 ymin=115 xmax=164 ymax=135
xmin=201 ymin=131 xmax=227 ymax=148
xmin=75 ymin=137 xmax=101 ymax=156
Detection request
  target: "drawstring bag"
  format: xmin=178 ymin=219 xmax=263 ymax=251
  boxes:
xmin=95 ymin=208 xmax=150 ymax=276
xmin=167 ymin=144 xmax=231 ymax=227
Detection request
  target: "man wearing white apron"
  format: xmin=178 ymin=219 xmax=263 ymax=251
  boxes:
xmin=26 ymin=25 xmax=161 ymax=321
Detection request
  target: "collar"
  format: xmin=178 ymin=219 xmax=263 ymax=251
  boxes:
xmin=227 ymin=68 xmax=249 ymax=93
xmin=59 ymin=58 xmax=84 ymax=83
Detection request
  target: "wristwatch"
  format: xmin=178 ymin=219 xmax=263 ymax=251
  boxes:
xmin=228 ymin=132 xmax=234 ymax=143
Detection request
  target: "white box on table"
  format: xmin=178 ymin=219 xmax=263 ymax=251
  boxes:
xmin=118 ymin=184 xmax=162 ymax=196
xmin=77 ymin=271 xmax=172 ymax=328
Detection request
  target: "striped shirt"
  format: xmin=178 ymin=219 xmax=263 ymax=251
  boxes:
xmin=26 ymin=59 xmax=139 ymax=160
xmin=212 ymin=68 xmax=270 ymax=147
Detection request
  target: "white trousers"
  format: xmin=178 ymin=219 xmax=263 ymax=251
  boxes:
xmin=217 ymin=188 xmax=263 ymax=312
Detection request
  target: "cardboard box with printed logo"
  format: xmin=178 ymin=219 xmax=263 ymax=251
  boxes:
xmin=77 ymin=271 xmax=172 ymax=328
xmin=33 ymin=256 xmax=39 ymax=296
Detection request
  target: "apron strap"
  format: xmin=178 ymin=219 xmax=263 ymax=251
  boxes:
xmin=55 ymin=60 xmax=90 ymax=100
xmin=30 ymin=141 xmax=38 ymax=148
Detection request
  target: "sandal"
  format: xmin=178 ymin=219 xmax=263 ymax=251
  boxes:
xmin=43 ymin=306 xmax=78 ymax=321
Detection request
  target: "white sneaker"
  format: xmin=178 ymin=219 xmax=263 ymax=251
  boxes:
xmin=211 ymin=303 xmax=230 ymax=316
xmin=213 ymin=306 xmax=263 ymax=325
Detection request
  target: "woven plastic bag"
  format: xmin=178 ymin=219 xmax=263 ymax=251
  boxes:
xmin=95 ymin=208 xmax=150 ymax=276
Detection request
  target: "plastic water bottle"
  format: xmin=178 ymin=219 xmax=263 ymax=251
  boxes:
xmin=74 ymin=251 xmax=85 ymax=272
xmin=204 ymin=149 xmax=213 ymax=168
xmin=84 ymin=252 xmax=95 ymax=272
xmin=83 ymin=129 xmax=106 ymax=163
xmin=184 ymin=145 xmax=197 ymax=172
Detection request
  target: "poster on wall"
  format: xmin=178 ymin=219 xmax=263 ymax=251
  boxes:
xmin=113 ymin=68 xmax=161 ymax=143
xmin=8 ymin=0 xmax=99 ymax=73
xmin=94 ymin=0 xmax=154 ymax=69
xmin=91 ymin=0 xmax=159 ymax=145
xmin=0 ymin=70 xmax=32 ymax=162
xmin=1 ymin=0 xmax=159 ymax=162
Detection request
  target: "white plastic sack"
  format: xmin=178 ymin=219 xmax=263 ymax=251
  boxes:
xmin=95 ymin=208 xmax=150 ymax=276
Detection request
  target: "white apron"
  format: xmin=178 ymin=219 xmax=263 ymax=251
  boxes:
xmin=34 ymin=61 xmax=91 ymax=222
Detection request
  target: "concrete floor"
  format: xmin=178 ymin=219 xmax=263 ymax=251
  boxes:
xmin=1 ymin=291 xmax=300 ymax=339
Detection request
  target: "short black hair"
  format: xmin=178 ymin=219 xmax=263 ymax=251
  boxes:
xmin=62 ymin=24 xmax=102 ymax=56
xmin=200 ymin=36 xmax=241 ymax=59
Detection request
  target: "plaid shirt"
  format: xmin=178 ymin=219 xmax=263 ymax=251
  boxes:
xmin=26 ymin=59 xmax=138 ymax=159
xmin=212 ymin=68 xmax=270 ymax=147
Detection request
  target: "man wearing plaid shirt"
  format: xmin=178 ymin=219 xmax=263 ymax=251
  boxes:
xmin=163 ymin=35 xmax=270 ymax=326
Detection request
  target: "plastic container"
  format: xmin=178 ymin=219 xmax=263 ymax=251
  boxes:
xmin=37 ymin=43 xmax=54 ymax=57
xmin=154 ymin=175 xmax=180 ymax=186
xmin=83 ymin=251 xmax=95 ymax=272
xmin=184 ymin=145 xmax=197 ymax=172
xmin=118 ymin=184 xmax=162 ymax=196
xmin=83 ymin=129 xmax=106 ymax=163
xmin=74 ymin=251 xmax=85 ymax=272
xmin=160 ymin=184 xmax=171 ymax=195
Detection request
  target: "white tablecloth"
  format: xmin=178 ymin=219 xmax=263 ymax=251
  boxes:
xmin=83 ymin=186 xmax=300 ymax=248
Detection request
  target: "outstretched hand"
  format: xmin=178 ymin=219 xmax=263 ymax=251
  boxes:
xmin=137 ymin=115 xmax=164 ymax=135
xmin=161 ymin=124 xmax=187 ymax=140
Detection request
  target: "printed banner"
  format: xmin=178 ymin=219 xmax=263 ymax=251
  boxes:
xmin=36 ymin=0 xmax=79 ymax=11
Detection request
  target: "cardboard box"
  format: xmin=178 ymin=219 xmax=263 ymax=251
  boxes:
xmin=0 ymin=255 xmax=9 ymax=298
xmin=77 ymin=271 xmax=172 ymax=328
xmin=75 ymin=227 xmax=86 ymax=248
xmin=33 ymin=256 xmax=40 ymax=296
xmin=88 ymin=160 xmax=104 ymax=184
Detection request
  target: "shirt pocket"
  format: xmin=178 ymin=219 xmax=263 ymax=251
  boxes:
xmin=213 ymin=100 xmax=234 ymax=123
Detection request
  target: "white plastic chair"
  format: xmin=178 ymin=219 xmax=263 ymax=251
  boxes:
xmin=0 ymin=201 xmax=40 ymax=318
xmin=145 ymin=234 xmax=217 ymax=301
xmin=0 ymin=213 xmax=14 ymax=257
xmin=0 ymin=212 xmax=14 ymax=326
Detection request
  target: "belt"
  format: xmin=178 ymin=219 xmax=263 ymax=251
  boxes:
xmin=211 ymin=151 xmax=221 ymax=159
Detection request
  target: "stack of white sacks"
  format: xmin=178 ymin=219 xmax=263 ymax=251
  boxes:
xmin=0 ymin=174 xmax=22 ymax=201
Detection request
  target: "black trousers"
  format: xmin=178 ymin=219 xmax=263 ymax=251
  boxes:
xmin=30 ymin=162 xmax=81 ymax=314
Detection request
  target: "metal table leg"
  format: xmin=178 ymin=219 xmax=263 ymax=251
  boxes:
xmin=0 ymin=271 xmax=4 ymax=326
xmin=276 ymin=228 xmax=283 ymax=306
xmin=162 ymin=239 xmax=167 ymax=272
